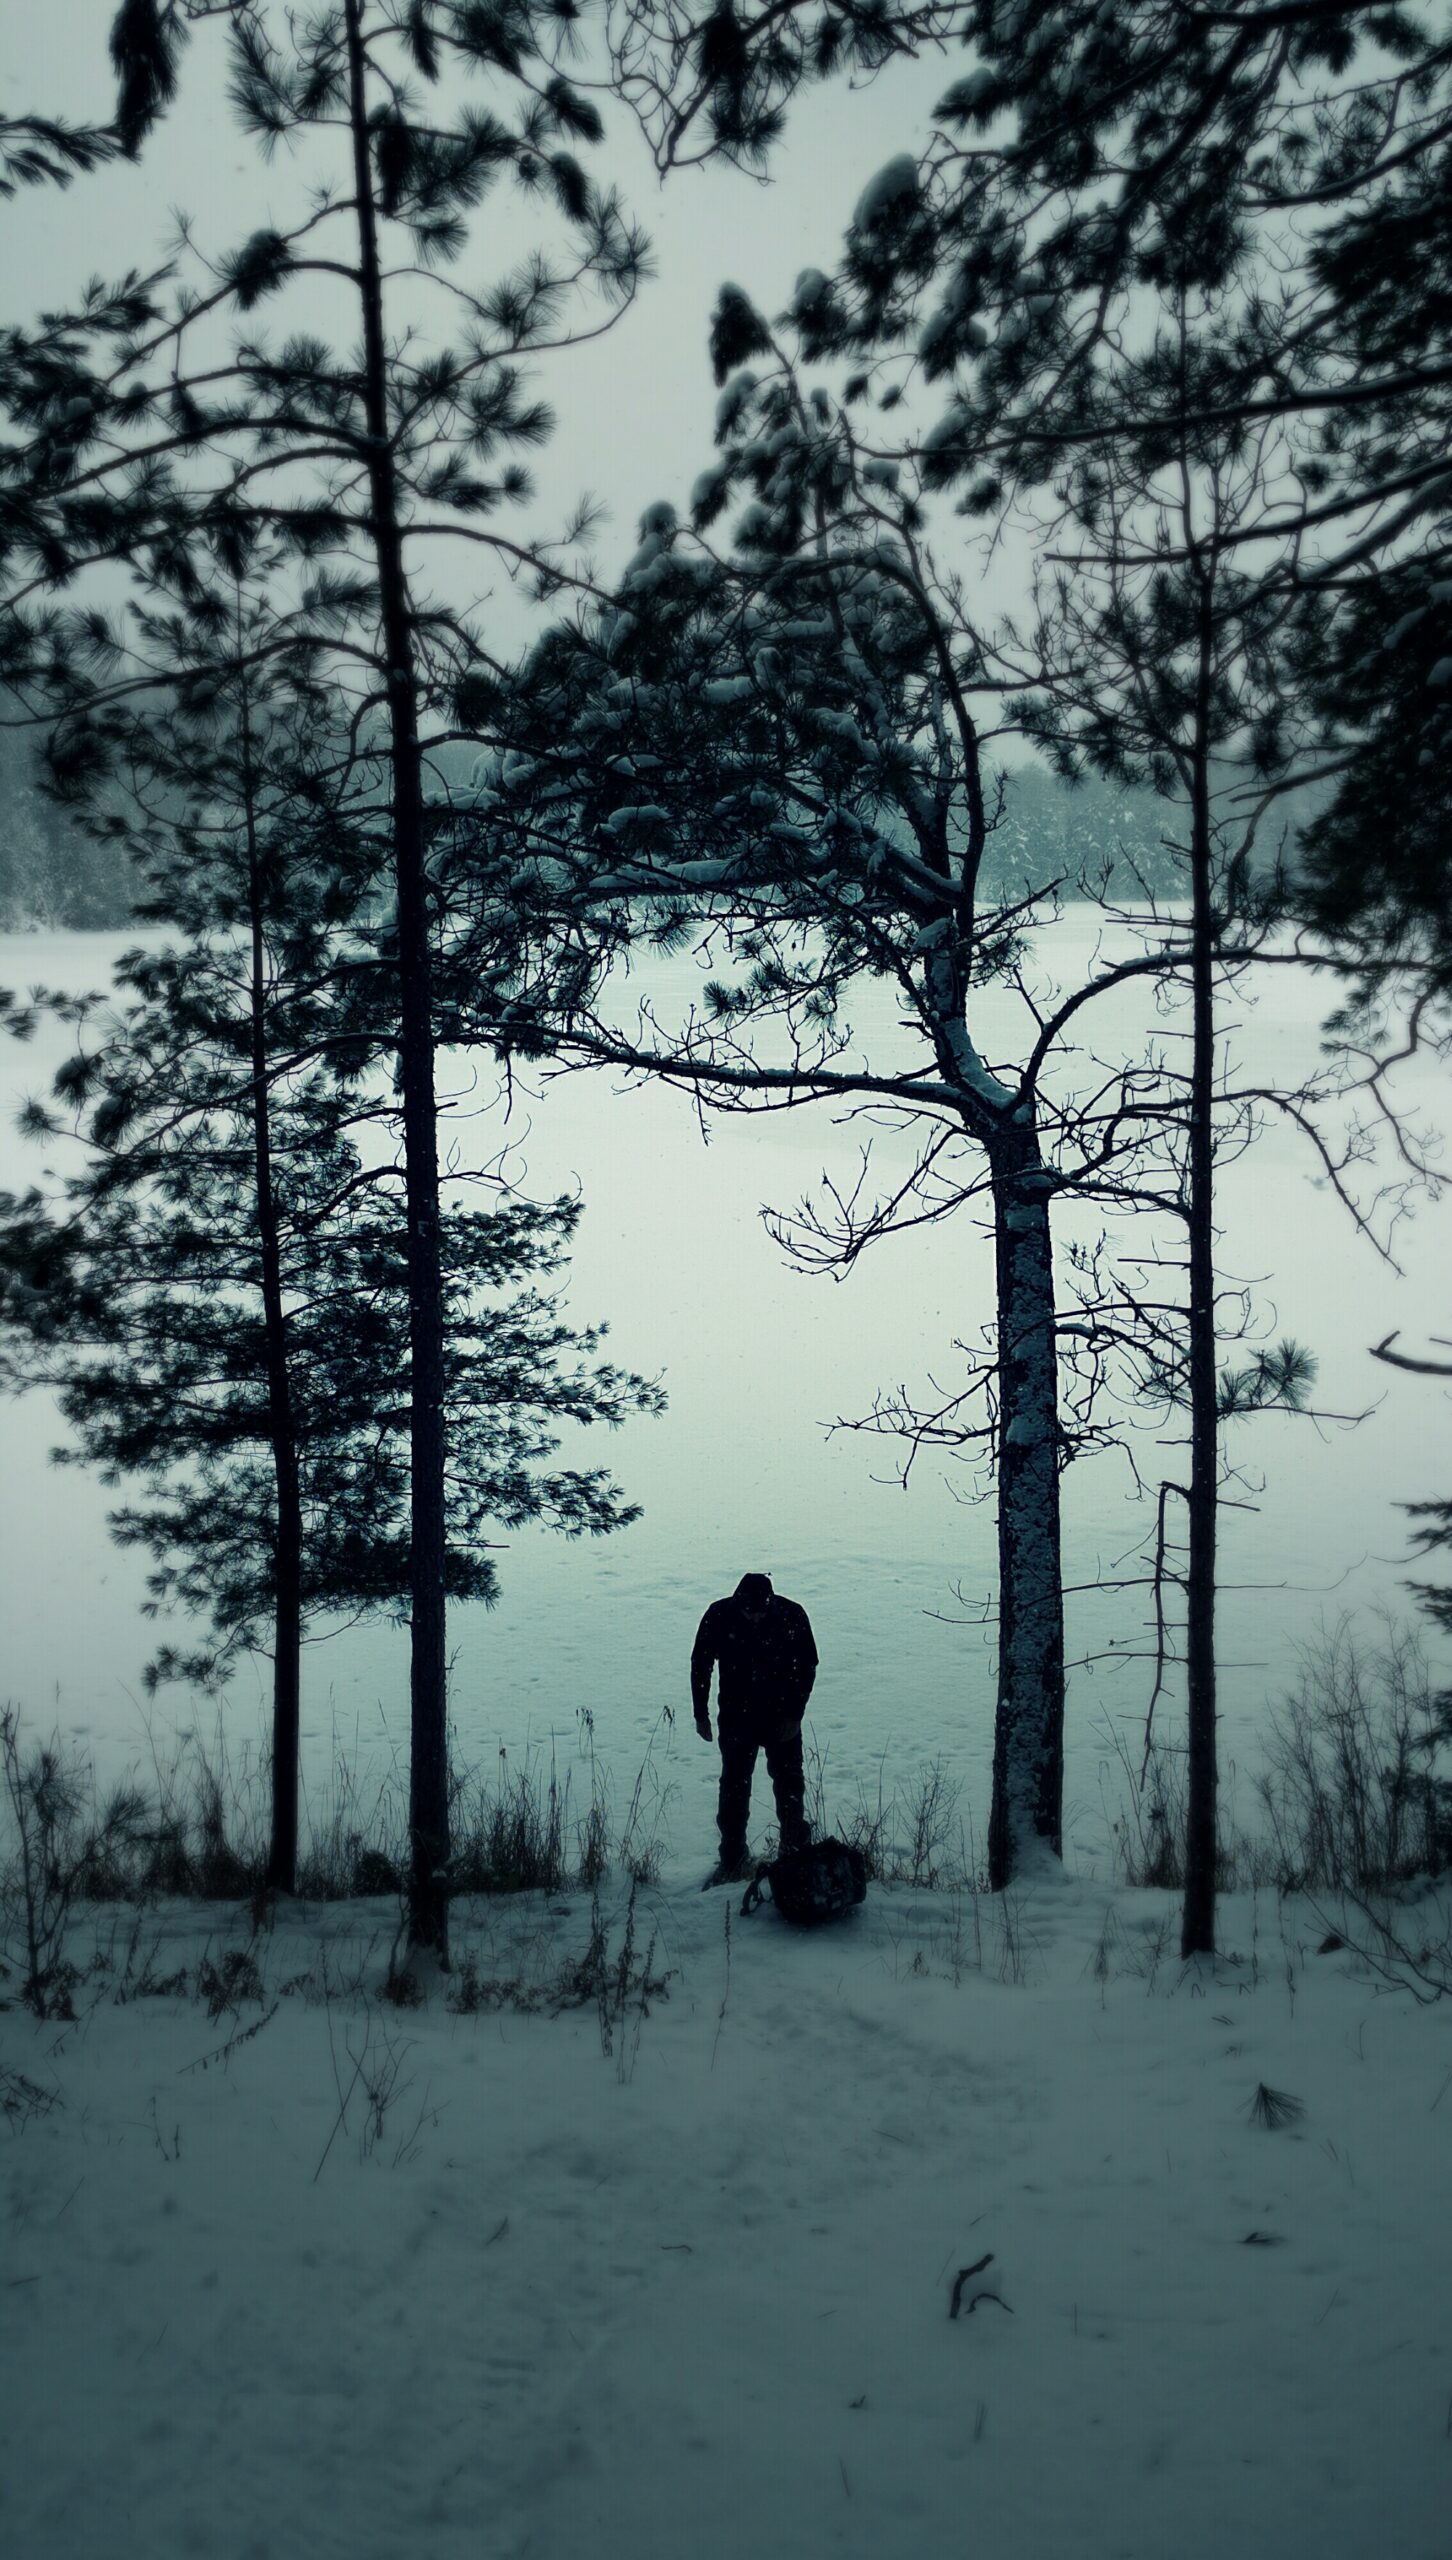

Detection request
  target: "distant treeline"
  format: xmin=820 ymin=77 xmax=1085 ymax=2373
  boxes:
xmin=984 ymin=763 xmax=1184 ymax=900
xmin=982 ymin=763 xmax=1319 ymax=903
xmin=1 ymin=731 xmax=1303 ymax=931
xmin=0 ymin=727 xmax=136 ymax=930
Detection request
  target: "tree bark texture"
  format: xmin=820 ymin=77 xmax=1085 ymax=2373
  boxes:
xmin=985 ymin=1118 xmax=1065 ymax=1890
xmin=922 ymin=927 xmax=1067 ymax=1894
xmin=345 ymin=0 xmax=451 ymax=1959
xmin=240 ymin=670 xmax=303 ymax=1897
xmin=1181 ymin=654 xmax=1220 ymax=1957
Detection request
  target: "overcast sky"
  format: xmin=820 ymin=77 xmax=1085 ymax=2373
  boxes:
xmin=4 ymin=5 xmax=965 ymax=639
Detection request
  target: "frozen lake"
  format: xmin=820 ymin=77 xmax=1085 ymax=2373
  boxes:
xmin=1 ymin=918 xmax=1447 ymax=1872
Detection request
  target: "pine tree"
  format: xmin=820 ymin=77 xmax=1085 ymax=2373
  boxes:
xmin=0 ymin=0 xmax=647 ymax=1954
xmin=454 ymin=301 xmax=1293 ymax=1887
xmin=0 ymin=538 xmax=662 ymax=1895
xmin=593 ymin=4 xmax=1452 ymax=1925
xmin=0 ymin=109 xmax=116 ymax=199
xmin=606 ymin=6 xmax=1450 ymax=1944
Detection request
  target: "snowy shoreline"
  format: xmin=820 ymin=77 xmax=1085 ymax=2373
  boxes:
xmin=4 ymin=1872 xmax=1449 ymax=2560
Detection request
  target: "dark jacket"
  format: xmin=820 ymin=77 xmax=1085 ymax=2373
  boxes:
xmin=691 ymin=1593 xmax=818 ymax=1727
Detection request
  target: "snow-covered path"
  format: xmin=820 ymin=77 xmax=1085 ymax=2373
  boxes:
xmin=3 ymin=1876 xmax=1449 ymax=2560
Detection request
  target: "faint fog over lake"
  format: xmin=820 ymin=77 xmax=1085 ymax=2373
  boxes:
xmin=3 ymin=917 xmax=1446 ymax=1870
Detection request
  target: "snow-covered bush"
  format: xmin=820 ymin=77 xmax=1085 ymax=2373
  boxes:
xmin=1259 ymin=1620 xmax=1452 ymax=1891
xmin=1109 ymin=1733 xmax=1269 ymax=1894
xmin=0 ymin=1712 xmax=673 ymax=1930
xmin=0 ymin=1709 xmax=150 ymax=2014
xmin=1105 ymin=1619 xmax=1451 ymax=1898
xmin=801 ymin=1743 xmax=971 ymax=1890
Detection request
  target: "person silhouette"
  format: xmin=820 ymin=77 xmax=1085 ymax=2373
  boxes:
xmin=692 ymin=1571 xmax=818 ymax=1885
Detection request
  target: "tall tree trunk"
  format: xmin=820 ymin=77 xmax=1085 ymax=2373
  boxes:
xmin=924 ymin=928 xmax=1067 ymax=1893
xmin=239 ymin=670 xmax=303 ymax=1895
xmin=1181 ymin=631 xmax=1219 ymax=1957
xmin=985 ymin=1114 xmax=1065 ymax=1889
xmin=345 ymin=0 xmax=451 ymax=1960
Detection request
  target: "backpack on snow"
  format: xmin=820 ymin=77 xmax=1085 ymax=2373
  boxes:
xmin=741 ymin=1835 xmax=868 ymax=1928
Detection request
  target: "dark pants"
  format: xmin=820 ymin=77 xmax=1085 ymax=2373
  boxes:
xmin=717 ymin=1715 xmax=808 ymax=1861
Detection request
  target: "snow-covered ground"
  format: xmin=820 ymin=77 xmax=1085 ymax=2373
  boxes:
xmin=3 ymin=1869 xmax=1449 ymax=2560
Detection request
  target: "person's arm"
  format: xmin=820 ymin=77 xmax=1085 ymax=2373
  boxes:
xmin=691 ymin=1606 xmax=719 ymax=1735
xmin=788 ymin=1605 xmax=818 ymax=1715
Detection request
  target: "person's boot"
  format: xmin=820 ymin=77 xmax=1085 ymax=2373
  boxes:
xmin=703 ymin=1846 xmax=753 ymax=1888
